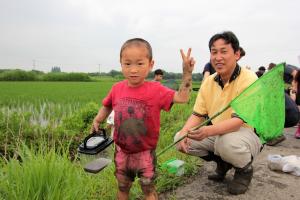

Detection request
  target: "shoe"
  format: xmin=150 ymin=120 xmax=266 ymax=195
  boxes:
xmin=266 ymin=135 xmax=286 ymax=146
xmin=295 ymin=127 xmax=300 ymax=139
xmin=208 ymin=159 xmax=232 ymax=181
xmin=228 ymin=164 xmax=253 ymax=195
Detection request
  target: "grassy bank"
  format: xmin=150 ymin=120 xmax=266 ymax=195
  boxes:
xmin=0 ymin=81 xmax=201 ymax=199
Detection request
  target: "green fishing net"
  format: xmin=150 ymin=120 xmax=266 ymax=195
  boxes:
xmin=230 ymin=63 xmax=285 ymax=143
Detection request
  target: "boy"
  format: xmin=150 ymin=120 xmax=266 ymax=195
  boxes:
xmin=92 ymin=38 xmax=195 ymax=200
xmin=153 ymin=69 xmax=164 ymax=82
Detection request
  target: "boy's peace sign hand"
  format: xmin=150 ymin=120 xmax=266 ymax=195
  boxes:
xmin=180 ymin=48 xmax=195 ymax=74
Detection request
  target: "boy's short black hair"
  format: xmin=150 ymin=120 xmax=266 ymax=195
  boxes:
xmin=154 ymin=69 xmax=163 ymax=75
xmin=120 ymin=38 xmax=153 ymax=61
xmin=209 ymin=31 xmax=240 ymax=53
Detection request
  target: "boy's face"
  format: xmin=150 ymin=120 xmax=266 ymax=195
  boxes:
xmin=120 ymin=45 xmax=154 ymax=87
xmin=154 ymin=74 xmax=163 ymax=82
xmin=210 ymin=39 xmax=240 ymax=78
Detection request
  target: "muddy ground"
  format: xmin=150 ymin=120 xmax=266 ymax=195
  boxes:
xmin=160 ymin=127 xmax=300 ymax=200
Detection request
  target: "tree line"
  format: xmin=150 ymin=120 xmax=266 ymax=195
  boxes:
xmin=0 ymin=69 xmax=91 ymax=81
xmin=89 ymin=70 xmax=203 ymax=81
xmin=0 ymin=69 xmax=203 ymax=81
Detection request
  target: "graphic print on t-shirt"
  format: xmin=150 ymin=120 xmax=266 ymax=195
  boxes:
xmin=115 ymin=97 xmax=148 ymax=151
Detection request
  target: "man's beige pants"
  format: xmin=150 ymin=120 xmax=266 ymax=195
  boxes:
xmin=174 ymin=127 xmax=262 ymax=168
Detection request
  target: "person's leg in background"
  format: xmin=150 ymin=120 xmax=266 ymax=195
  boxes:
xmin=267 ymin=93 xmax=300 ymax=145
xmin=295 ymin=125 xmax=300 ymax=139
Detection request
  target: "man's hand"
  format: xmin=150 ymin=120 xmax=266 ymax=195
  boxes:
xmin=175 ymin=132 xmax=191 ymax=153
xmin=187 ymin=126 xmax=211 ymax=141
xmin=176 ymin=126 xmax=211 ymax=153
xmin=180 ymin=48 xmax=195 ymax=75
xmin=176 ymin=138 xmax=190 ymax=153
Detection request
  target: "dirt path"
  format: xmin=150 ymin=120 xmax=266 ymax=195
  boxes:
xmin=160 ymin=127 xmax=300 ymax=200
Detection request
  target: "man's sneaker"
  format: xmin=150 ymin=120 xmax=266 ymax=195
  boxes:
xmin=266 ymin=135 xmax=286 ymax=146
xmin=208 ymin=159 xmax=232 ymax=181
xmin=201 ymin=152 xmax=232 ymax=182
xmin=295 ymin=127 xmax=300 ymax=139
xmin=228 ymin=165 xmax=253 ymax=195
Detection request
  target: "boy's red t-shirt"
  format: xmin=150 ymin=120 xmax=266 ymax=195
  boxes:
xmin=102 ymin=80 xmax=175 ymax=153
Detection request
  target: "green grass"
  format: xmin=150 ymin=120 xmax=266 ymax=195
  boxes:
xmin=0 ymin=144 xmax=95 ymax=200
xmin=0 ymin=81 xmax=115 ymax=131
xmin=0 ymin=81 xmax=115 ymax=106
xmin=0 ymin=80 xmax=202 ymax=200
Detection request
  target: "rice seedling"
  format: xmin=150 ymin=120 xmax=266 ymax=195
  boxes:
xmin=0 ymin=143 xmax=94 ymax=200
xmin=0 ymin=80 xmax=203 ymax=199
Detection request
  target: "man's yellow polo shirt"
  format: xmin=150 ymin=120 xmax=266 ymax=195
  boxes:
xmin=193 ymin=66 xmax=257 ymax=125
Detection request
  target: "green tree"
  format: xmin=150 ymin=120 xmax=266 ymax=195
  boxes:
xmin=108 ymin=70 xmax=122 ymax=77
xmin=51 ymin=66 xmax=61 ymax=73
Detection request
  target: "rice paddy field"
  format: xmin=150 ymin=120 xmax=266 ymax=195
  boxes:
xmin=0 ymin=80 xmax=201 ymax=200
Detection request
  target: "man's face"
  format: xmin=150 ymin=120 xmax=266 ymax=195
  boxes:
xmin=210 ymin=39 xmax=240 ymax=78
xmin=120 ymin=45 xmax=154 ymax=87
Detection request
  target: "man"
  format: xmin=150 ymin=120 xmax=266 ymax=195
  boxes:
xmin=255 ymin=66 xmax=266 ymax=78
xmin=175 ymin=31 xmax=262 ymax=195
xmin=153 ymin=69 xmax=164 ymax=82
xmin=268 ymin=63 xmax=298 ymax=84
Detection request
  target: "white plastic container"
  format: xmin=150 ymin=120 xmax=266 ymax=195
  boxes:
xmin=267 ymin=154 xmax=284 ymax=171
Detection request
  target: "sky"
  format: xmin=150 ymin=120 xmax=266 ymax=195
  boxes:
xmin=0 ymin=0 xmax=299 ymax=73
